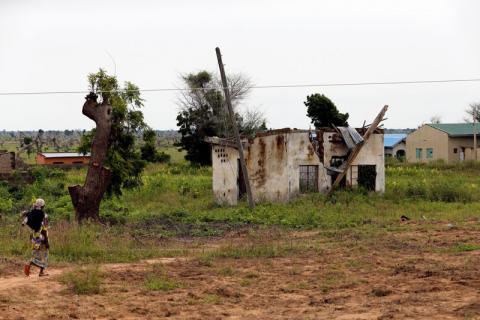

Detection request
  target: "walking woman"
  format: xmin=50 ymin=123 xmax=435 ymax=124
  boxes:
xmin=22 ymin=198 xmax=50 ymax=277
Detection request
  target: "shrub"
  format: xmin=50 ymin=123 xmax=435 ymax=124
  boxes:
xmin=405 ymin=182 xmax=428 ymax=199
xmin=429 ymin=182 xmax=472 ymax=203
xmin=144 ymin=264 xmax=180 ymax=291
xmin=61 ymin=265 xmax=102 ymax=294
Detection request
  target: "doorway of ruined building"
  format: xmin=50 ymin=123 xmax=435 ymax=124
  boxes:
xmin=357 ymin=165 xmax=376 ymax=191
xmin=237 ymin=159 xmax=246 ymax=200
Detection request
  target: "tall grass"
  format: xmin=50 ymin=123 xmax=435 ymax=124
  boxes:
xmin=1 ymin=150 xmax=480 ymax=264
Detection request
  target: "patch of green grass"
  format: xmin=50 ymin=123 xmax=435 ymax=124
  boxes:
xmin=201 ymin=294 xmax=221 ymax=304
xmin=2 ymin=158 xmax=480 ymax=265
xmin=61 ymin=265 xmax=102 ymax=295
xmin=144 ymin=263 xmax=180 ymax=291
xmin=144 ymin=277 xmax=179 ymax=291
xmin=203 ymin=243 xmax=289 ymax=259
xmin=218 ymin=266 xmax=236 ymax=276
xmin=451 ymin=244 xmax=480 ymax=252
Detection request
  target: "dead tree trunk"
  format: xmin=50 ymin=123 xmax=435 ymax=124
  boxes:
xmin=68 ymin=93 xmax=112 ymax=222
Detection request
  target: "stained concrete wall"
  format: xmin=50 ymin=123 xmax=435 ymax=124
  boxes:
xmin=322 ymin=132 xmax=384 ymax=192
xmin=245 ymin=132 xmax=290 ymax=202
xmin=211 ymin=130 xmax=385 ymax=205
xmin=211 ymin=145 xmax=239 ymax=205
xmin=0 ymin=152 xmax=15 ymax=173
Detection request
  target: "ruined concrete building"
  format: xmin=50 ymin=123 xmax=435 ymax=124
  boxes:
xmin=207 ymin=128 xmax=385 ymax=205
xmin=0 ymin=151 xmax=15 ymax=174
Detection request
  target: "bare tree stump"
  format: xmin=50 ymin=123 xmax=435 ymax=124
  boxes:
xmin=68 ymin=93 xmax=113 ymax=222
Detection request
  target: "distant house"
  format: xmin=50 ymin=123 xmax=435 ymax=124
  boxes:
xmin=207 ymin=127 xmax=385 ymax=205
xmin=36 ymin=152 xmax=90 ymax=166
xmin=384 ymin=134 xmax=406 ymax=159
xmin=406 ymin=123 xmax=480 ymax=163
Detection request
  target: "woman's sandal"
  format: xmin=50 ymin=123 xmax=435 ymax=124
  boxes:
xmin=24 ymin=264 xmax=30 ymax=277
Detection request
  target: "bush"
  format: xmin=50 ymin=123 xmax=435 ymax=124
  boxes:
xmin=429 ymin=182 xmax=472 ymax=203
xmin=405 ymin=182 xmax=428 ymax=199
xmin=144 ymin=264 xmax=179 ymax=291
xmin=61 ymin=265 xmax=102 ymax=294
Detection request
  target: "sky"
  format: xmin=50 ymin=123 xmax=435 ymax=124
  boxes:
xmin=1 ymin=0 xmax=479 ymax=131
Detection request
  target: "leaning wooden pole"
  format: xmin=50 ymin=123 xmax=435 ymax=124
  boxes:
xmin=327 ymin=105 xmax=388 ymax=196
xmin=215 ymin=47 xmax=255 ymax=209
xmin=474 ymin=110 xmax=478 ymax=161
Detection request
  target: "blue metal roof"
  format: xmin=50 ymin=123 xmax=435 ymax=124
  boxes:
xmin=384 ymin=134 xmax=406 ymax=148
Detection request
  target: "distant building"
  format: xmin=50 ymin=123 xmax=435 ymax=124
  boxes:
xmin=406 ymin=123 xmax=480 ymax=163
xmin=36 ymin=152 xmax=90 ymax=166
xmin=384 ymin=134 xmax=406 ymax=159
xmin=207 ymin=128 xmax=385 ymax=205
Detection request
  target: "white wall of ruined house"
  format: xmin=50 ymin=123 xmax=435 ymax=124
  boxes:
xmin=0 ymin=153 xmax=14 ymax=173
xmin=211 ymin=145 xmax=239 ymax=205
xmin=244 ymin=133 xmax=290 ymax=202
xmin=322 ymin=132 xmax=385 ymax=192
xmin=287 ymin=132 xmax=329 ymax=197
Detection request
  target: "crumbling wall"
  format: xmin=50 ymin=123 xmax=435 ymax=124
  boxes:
xmin=245 ymin=133 xmax=289 ymax=202
xmin=287 ymin=132 xmax=327 ymax=196
xmin=323 ymin=132 xmax=384 ymax=192
xmin=0 ymin=152 xmax=15 ymax=173
xmin=211 ymin=129 xmax=385 ymax=205
xmin=211 ymin=145 xmax=239 ymax=205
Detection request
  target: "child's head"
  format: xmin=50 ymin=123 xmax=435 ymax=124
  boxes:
xmin=34 ymin=198 xmax=45 ymax=210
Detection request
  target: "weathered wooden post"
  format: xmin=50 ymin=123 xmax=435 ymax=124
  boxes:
xmin=215 ymin=47 xmax=255 ymax=209
xmin=327 ymin=105 xmax=388 ymax=196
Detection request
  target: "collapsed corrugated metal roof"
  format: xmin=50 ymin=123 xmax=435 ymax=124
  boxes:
xmin=337 ymin=126 xmax=364 ymax=150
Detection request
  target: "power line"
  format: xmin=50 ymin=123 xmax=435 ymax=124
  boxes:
xmin=0 ymin=77 xmax=480 ymax=96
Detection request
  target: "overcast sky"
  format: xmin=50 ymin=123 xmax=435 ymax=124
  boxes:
xmin=1 ymin=0 xmax=479 ymax=131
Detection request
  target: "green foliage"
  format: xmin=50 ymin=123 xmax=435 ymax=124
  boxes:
xmin=140 ymin=128 xmax=171 ymax=163
xmin=304 ymin=93 xmax=349 ymax=128
xmin=385 ymin=162 xmax=479 ymax=203
xmin=81 ymin=69 xmax=154 ymax=196
xmin=144 ymin=264 xmax=180 ymax=291
xmin=61 ymin=265 xmax=102 ymax=294
xmin=22 ymin=137 xmax=32 ymax=145
xmin=0 ymin=185 xmax=13 ymax=214
xmin=175 ymin=71 xmax=263 ymax=165
xmin=451 ymin=244 xmax=480 ymax=252
xmin=175 ymin=71 xmax=226 ymax=165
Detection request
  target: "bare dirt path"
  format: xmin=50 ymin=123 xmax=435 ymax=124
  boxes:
xmin=1 ymin=227 xmax=480 ymax=319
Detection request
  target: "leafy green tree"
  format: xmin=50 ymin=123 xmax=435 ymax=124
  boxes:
xmin=21 ymin=136 xmax=34 ymax=158
xmin=70 ymin=69 xmax=150 ymax=222
xmin=304 ymin=93 xmax=349 ymax=128
xmin=140 ymin=128 xmax=170 ymax=163
xmin=176 ymin=71 xmax=264 ymax=165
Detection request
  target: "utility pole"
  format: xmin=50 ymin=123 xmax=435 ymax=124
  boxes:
xmin=215 ymin=47 xmax=255 ymax=209
xmin=474 ymin=110 xmax=478 ymax=161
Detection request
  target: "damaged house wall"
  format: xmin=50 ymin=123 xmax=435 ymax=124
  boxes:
xmin=210 ymin=128 xmax=384 ymax=205
xmin=0 ymin=152 xmax=15 ymax=174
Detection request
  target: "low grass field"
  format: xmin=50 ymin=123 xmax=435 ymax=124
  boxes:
xmin=0 ymin=152 xmax=479 ymax=319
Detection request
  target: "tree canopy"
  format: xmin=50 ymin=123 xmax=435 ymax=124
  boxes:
xmin=465 ymin=103 xmax=480 ymax=123
xmin=77 ymin=69 xmax=150 ymax=197
xmin=176 ymin=70 xmax=266 ymax=166
xmin=304 ymin=93 xmax=349 ymax=128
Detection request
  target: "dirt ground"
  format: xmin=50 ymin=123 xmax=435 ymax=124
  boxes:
xmin=1 ymin=223 xmax=480 ymax=320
